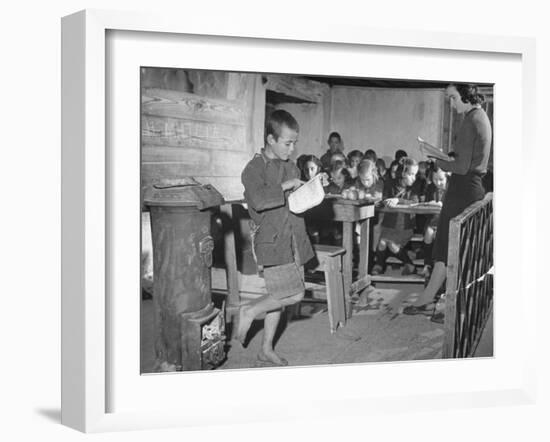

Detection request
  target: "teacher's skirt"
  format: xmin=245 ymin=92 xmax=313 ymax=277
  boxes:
xmin=433 ymin=173 xmax=485 ymax=264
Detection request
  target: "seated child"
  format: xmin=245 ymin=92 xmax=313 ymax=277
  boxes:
xmin=323 ymin=161 xmax=351 ymax=245
xmin=376 ymin=158 xmax=387 ymax=184
xmin=388 ymin=159 xmax=400 ymax=181
xmin=414 ymin=161 xmax=428 ymax=199
xmin=320 ymin=131 xmax=344 ymax=170
xmin=347 ymin=150 xmax=364 ymax=178
xmin=325 ymin=161 xmax=352 ymax=194
xmin=354 ymin=159 xmax=384 ymax=262
xmin=421 ymin=165 xmax=448 ymax=278
xmin=355 ymin=159 xmax=383 ymax=199
xmin=394 ymin=149 xmax=408 ymax=162
xmin=301 ymin=155 xmax=330 ymax=244
xmin=364 ymin=149 xmax=377 ymax=163
xmin=372 ymin=158 xmax=420 ymax=276
xmin=296 ymin=154 xmax=309 ymax=181
xmin=412 ymin=160 xmax=429 ymax=235
xmin=328 ymin=152 xmax=347 ymax=170
xmin=301 ymin=154 xmax=322 ymax=181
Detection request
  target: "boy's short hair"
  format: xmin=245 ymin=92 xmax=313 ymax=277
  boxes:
xmin=265 ymin=109 xmax=299 ymax=141
xmin=364 ymin=149 xmax=377 ymax=162
xmin=394 ymin=149 xmax=408 ymax=161
xmin=330 ymin=152 xmax=347 ymax=165
xmin=347 ymin=149 xmax=364 ymax=163
xmin=330 ymin=160 xmax=351 ymax=180
xmin=328 ymin=131 xmax=342 ymax=142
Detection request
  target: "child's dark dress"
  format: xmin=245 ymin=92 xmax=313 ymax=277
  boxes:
xmin=380 ymin=179 xmax=419 ymax=247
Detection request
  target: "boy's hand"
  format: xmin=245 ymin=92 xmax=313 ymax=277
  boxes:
xmin=319 ymin=173 xmax=330 ymax=187
xmin=384 ymin=198 xmax=399 ymax=208
xmin=282 ymin=178 xmax=304 ymax=191
xmin=427 ymin=200 xmax=443 ymax=206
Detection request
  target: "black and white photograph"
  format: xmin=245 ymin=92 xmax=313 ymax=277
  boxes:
xmin=4 ymin=0 xmax=547 ymax=438
xmin=140 ymin=67 xmax=494 ymax=373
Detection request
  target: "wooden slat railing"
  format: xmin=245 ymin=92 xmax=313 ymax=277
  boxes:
xmin=443 ymin=193 xmax=493 ymax=358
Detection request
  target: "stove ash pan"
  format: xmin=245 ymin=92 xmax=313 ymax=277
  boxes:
xmin=180 ymin=303 xmax=226 ymax=371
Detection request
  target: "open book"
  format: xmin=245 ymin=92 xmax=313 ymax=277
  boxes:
xmin=288 ymin=174 xmax=325 ymax=214
xmin=417 ymin=136 xmax=452 ymax=161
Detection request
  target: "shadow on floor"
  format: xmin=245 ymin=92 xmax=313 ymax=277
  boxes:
xmin=140 ymin=282 xmax=462 ymax=373
xmin=34 ymin=408 xmax=61 ymax=423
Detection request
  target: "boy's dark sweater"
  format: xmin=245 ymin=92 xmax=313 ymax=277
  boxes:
xmin=241 ymin=150 xmax=314 ymax=267
xmin=381 ymin=178 xmax=419 ymax=230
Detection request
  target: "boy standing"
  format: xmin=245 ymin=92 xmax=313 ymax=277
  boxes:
xmin=237 ymin=110 xmax=315 ymax=366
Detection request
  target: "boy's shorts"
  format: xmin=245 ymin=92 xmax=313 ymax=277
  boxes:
xmin=263 ymin=261 xmax=305 ymax=300
xmin=262 ymin=234 xmax=305 ymax=300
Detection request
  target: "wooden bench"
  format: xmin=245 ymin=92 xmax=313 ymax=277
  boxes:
xmin=214 ymin=244 xmax=347 ymax=333
xmin=302 ymin=244 xmax=347 ymax=333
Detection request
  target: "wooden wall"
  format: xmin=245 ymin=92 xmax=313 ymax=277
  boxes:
xmin=329 ymin=86 xmax=445 ymax=163
xmin=141 ymin=68 xmax=456 ymax=202
xmin=141 ymin=69 xmax=264 ymax=201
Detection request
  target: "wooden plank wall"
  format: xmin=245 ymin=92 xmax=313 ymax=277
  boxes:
xmin=141 ymin=69 xmax=264 ymax=201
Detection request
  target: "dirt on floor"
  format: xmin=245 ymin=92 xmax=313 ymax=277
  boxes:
xmin=140 ymin=281 xmax=478 ymax=373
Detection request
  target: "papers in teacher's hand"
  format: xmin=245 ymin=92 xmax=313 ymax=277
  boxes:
xmin=417 ymin=136 xmax=452 ymax=161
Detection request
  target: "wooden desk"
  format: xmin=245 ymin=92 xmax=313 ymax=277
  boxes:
xmin=372 ymin=203 xmax=442 ymax=284
xmin=377 ymin=203 xmax=442 ymax=216
xmin=323 ymin=197 xmax=375 ymax=316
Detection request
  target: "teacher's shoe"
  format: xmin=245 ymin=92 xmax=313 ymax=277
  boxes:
xmin=402 ymin=303 xmax=435 ymax=316
xmin=430 ymin=312 xmax=445 ymax=324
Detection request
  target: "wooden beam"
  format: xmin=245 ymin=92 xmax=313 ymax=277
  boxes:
xmin=142 ymin=115 xmax=247 ymax=152
xmin=142 ymin=88 xmax=246 ymax=126
xmin=264 ymin=74 xmax=326 ymax=103
xmin=141 ymin=147 xmax=250 ymax=176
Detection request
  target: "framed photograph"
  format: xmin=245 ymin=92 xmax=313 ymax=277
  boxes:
xmin=62 ymin=9 xmax=536 ymax=433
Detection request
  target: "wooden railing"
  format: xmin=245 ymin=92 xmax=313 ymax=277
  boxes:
xmin=443 ymin=193 xmax=494 ymax=358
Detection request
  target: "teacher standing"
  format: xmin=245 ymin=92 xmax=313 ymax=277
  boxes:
xmin=403 ymin=83 xmax=492 ymax=318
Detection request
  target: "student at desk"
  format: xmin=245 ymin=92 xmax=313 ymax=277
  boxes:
xmin=372 ymin=158 xmax=420 ymax=276
xmin=420 ymin=165 xmax=448 ymax=278
xmin=320 ymin=132 xmax=345 ymax=171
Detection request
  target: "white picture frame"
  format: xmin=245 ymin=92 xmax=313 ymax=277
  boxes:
xmin=61 ymin=9 xmax=537 ymax=433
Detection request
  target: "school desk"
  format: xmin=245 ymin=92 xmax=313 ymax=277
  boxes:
xmin=377 ymin=202 xmax=442 ymax=216
xmin=323 ymin=196 xmax=376 ymax=317
xmin=373 ymin=202 xmax=442 ymax=284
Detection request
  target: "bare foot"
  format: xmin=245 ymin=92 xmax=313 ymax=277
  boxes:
xmin=234 ymin=305 xmax=254 ymax=346
xmin=258 ymin=349 xmax=288 ymax=366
